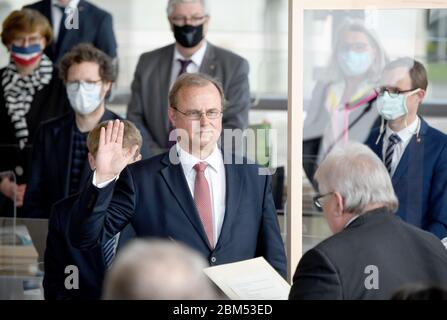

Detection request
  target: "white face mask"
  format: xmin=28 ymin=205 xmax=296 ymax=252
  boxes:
xmin=66 ymin=81 xmax=103 ymax=115
xmin=376 ymin=89 xmax=420 ymax=121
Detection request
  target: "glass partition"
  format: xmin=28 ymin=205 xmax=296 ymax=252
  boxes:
xmin=291 ymin=0 xmax=447 ymax=280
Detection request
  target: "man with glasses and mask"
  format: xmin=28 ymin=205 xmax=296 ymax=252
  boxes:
xmin=127 ymin=0 xmax=251 ymax=156
xmin=289 ymin=142 xmax=447 ymax=300
xmin=69 ymin=73 xmax=287 ymax=278
xmin=366 ymin=58 xmax=447 ymax=239
xmin=23 ymin=44 xmax=147 ymax=218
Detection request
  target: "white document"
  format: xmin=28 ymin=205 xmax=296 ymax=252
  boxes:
xmin=204 ymin=257 xmax=290 ymax=300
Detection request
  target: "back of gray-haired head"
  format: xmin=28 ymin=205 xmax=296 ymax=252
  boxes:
xmin=102 ymin=239 xmax=220 ymax=300
xmin=167 ymin=0 xmax=210 ymax=16
xmin=315 ymin=142 xmax=398 ymax=215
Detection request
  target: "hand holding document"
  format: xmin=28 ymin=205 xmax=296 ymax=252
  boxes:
xmin=204 ymin=257 xmax=290 ymax=300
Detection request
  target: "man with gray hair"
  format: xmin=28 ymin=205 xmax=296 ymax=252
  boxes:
xmin=289 ymin=142 xmax=447 ymax=300
xmin=127 ymin=0 xmax=251 ymax=156
xmin=102 ymin=239 xmax=221 ymax=300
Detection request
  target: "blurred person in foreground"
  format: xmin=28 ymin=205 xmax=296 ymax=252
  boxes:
xmin=103 ymin=239 xmax=221 ymax=300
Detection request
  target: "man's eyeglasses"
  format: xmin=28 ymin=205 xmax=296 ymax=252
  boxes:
xmin=171 ymin=106 xmax=223 ymax=120
xmin=377 ymin=87 xmax=418 ymax=98
xmin=66 ymin=80 xmax=102 ymax=92
xmin=170 ymin=15 xmax=208 ymax=26
xmin=313 ymin=192 xmax=334 ymax=210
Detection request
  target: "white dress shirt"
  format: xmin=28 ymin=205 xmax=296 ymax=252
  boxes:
xmin=382 ymin=117 xmax=420 ymax=176
xmin=51 ymin=0 xmax=79 ymax=41
xmin=169 ymin=41 xmax=208 ymax=89
xmin=93 ymin=143 xmax=226 ymax=245
xmin=176 ymin=144 xmax=226 ymax=245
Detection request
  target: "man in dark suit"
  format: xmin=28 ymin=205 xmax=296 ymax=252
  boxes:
xmin=127 ymin=0 xmax=251 ymax=156
xmin=23 ymin=44 xmax=146 ymax=218
xmin=70 ymin=73 xmax=286 ymax=277
xmin=24 ymin=0 xmax=117 ymax=63
xmin=289 ymin=142 xmax=447 ymax=300
xmin=43 ymin=120 xmax=141 ymax=300
xmin=366 ymin=58 xmax=447 ymax=239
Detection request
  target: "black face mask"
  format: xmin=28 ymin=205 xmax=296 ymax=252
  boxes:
xmin=173 ymin=24 xmax=204 ymax=48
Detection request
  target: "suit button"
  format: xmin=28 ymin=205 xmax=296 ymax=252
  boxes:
xmin=210 ymin=257 xmax=217 ymax=263
xmin=15 ymin=166 xmax=23 ymax=176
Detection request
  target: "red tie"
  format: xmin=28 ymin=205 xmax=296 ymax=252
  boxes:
xmin=193 ymin=162 xmax=214 ymax=249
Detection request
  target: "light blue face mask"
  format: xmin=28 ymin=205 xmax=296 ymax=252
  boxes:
xmin=66 ymin=82 xmax=103 ymax=115
xmin=376 ymin=91 xmax=417 ymax=120
xmin=338 ymin=50 xmax=372 ymax=76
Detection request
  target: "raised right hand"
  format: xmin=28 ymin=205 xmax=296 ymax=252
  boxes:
xmin=95 ymin=120 xmax=139 ymax=184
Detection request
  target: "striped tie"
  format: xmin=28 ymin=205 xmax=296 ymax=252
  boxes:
xmin=384 ymin=134 xmax=401 ymax=175
xmin=103 ymin=234 xmax=119 ymax=269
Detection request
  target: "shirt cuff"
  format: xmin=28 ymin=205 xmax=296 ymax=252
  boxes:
xmin=92 ymin=170 xmax=119 ymax=188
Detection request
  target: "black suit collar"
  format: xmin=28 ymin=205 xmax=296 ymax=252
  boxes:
xmin=346 ymin=207 xmax=396 ymax=229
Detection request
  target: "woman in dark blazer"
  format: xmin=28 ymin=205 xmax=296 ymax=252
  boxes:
xmin=0 ymin=9 xmax=70 ymax=216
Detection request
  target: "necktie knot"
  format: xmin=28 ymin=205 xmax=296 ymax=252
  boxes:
xmin=177 ymin=59 xmax=192 ymax=77
xmin=194 ymin=162 xmax=208 ymax=173
xmin=389 ymin=134 xmax=401 ymax=145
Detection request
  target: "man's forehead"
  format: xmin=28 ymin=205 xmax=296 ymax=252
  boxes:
xmin=172 ymin=1 xmax=204 ymax=14
xmin=178 ymin=84 xmax=221 ymax=105
xmin=380 ymin=66 xmax=411 ymax=87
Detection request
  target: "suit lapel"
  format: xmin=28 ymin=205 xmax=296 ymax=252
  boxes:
xmin=200 ymin=43 xmax=217 ymax=78
xmin=160 ymin=153 xmax=211 ymax=248
xmin=370 ymin=130 xmax=384 ymax=160
xmin=392 ymin=119 xmax=427 ymax=184
xmin=158 ymin=45 xmax=175 ymax=133
xmin=215 ymin=162 xmax=242 ymax=250
xmin=43 ymin=0 xmax=54 ymax=27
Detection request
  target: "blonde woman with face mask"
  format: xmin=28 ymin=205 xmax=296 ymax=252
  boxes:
xmin=303 ymin=20 xmax=388 ymax=184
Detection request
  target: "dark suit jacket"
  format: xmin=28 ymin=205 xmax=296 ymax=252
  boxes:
xmin=23 ymin=109 xmax=121 ymax=218
xmin=366 ymin=118 xmax=447 ymax=239
xmin=43 ymin=193 xmax=135 ymax=300
xmin=127 ymin=43 xmax=251 ymax=156
xmin=0 ymin=67 xmax=70 ymax=217
xmin=24 ymin=0 xmax=117 ymax=62
xmin=289 ymin=209 xmax=447 ymax=300
xmin=70 ymin=151 xmax=287 ymax=278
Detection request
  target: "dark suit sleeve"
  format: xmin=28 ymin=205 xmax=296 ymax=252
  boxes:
xmin=256 ymin=174 xmax=287 ymax=278
xmin=222 ymin=57 xmax=250 ymax=131
xmin=22 ymin=124 xmax=47 ymax=218
xmin=70 ymin=168 xmax=136 ymax=249
xmin=127 ymin=56 xmax=164 ymax=155
xmin=289 ymin=248 xmax=343 ymax=300
xmin=427 ymin=143 xmax=447 ymax=239
xmin=94 ymin=13 xmax=117 ymax=59
xmin=43 ymin=205 xmax=70 ymax=300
